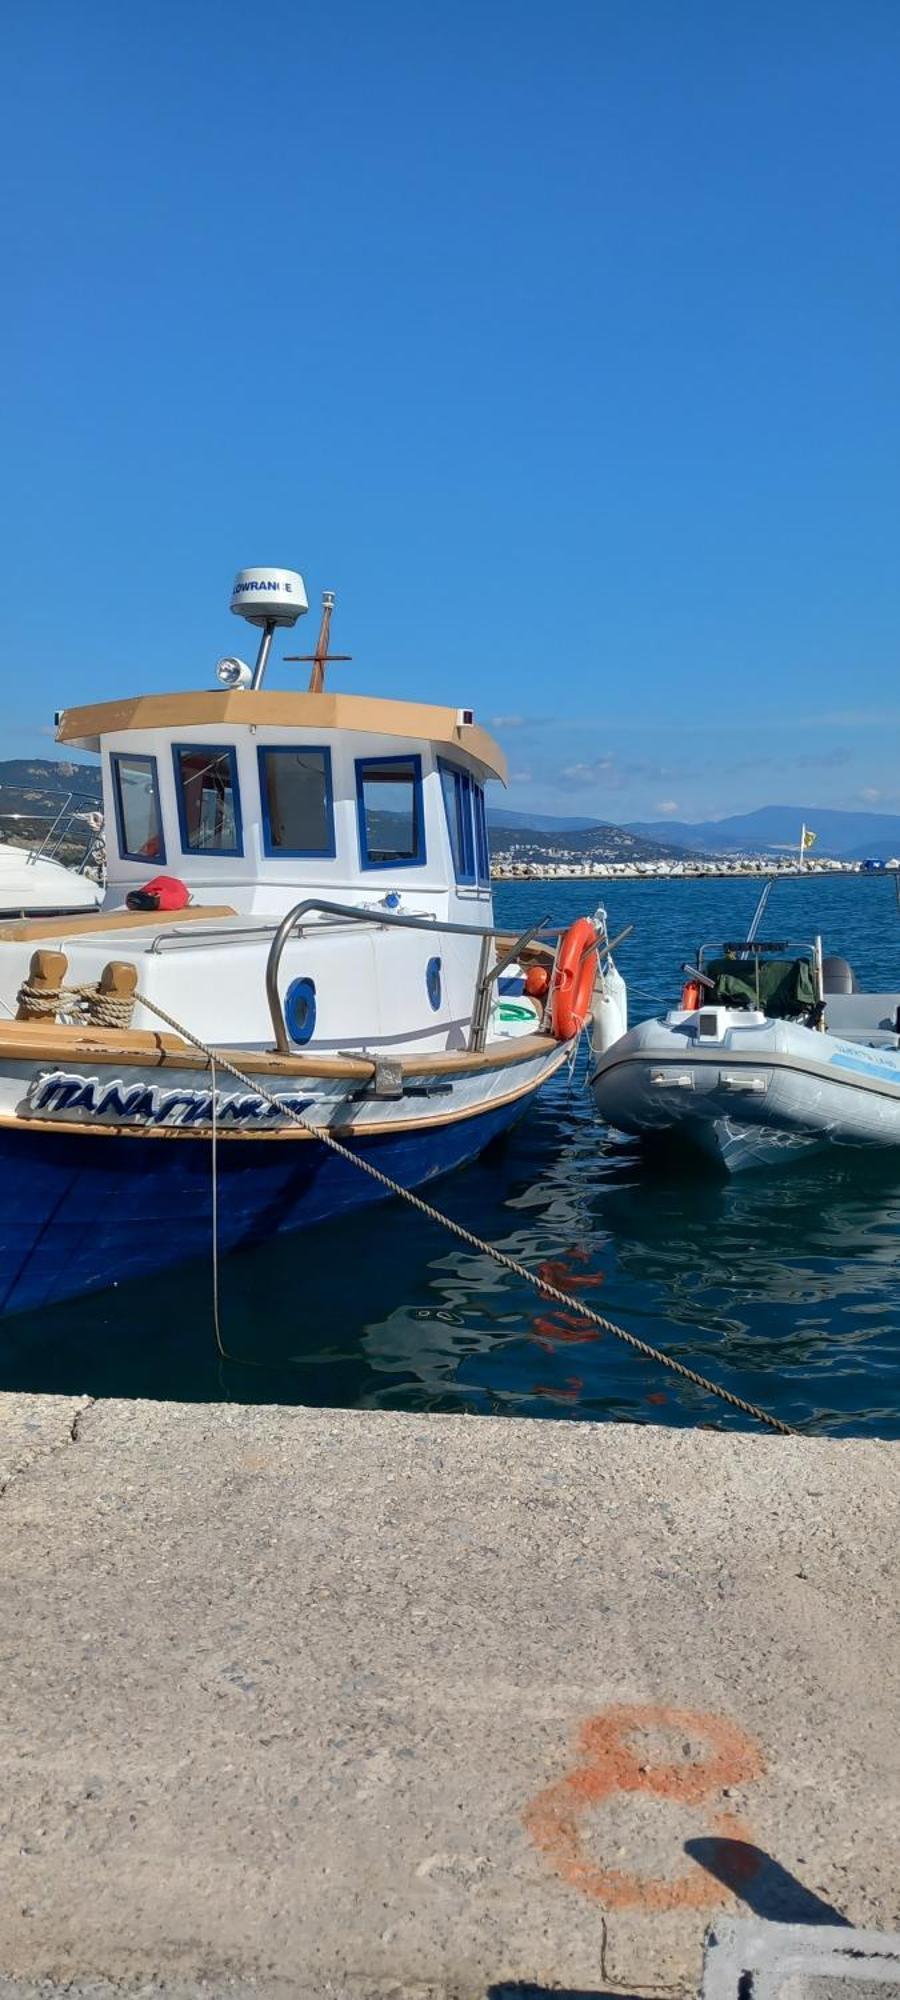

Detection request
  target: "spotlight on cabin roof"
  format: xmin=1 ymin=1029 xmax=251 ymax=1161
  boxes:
xmin=215 ymin=656 xmax=253 ymax=689
xmin=230 ymin=567 xmax=309 ymax=629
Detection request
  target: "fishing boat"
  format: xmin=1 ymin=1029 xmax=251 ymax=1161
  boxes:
xmin=0 ymin=567 xmax=599 ymax=1316
xmin=589 ymin=882 xmax=900 ymax=1171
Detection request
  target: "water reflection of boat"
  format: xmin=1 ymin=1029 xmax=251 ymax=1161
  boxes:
xmin=589 ymin=1151 xmax=900 ymax=1409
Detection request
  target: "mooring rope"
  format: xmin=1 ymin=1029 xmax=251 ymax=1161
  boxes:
xmin=208 ymin=1050 xmax=227 ymax=1363
xmin=135 ymin=990 xmax=795 ymax=1435
xmin=16 ymin=979 xmax=135 ymax=1029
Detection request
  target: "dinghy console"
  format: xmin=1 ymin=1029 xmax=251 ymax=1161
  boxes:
xmin=687 ymin=939 xmax=825 ymax=1027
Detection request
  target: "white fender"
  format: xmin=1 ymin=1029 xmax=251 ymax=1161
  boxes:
xmin=591 ymin=958 xmax=628 ymax=1057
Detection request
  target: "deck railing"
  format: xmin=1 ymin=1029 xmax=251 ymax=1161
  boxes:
xmin=263 ymin=899 xmax=554 ymax=1055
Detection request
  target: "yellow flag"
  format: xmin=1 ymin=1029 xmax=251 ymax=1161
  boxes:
xmin=802 ymin=828 xmax=817 ymax=850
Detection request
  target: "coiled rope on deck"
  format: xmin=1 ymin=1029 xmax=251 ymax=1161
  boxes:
xmin=136 ymin=991 xmax=796 ymax=1436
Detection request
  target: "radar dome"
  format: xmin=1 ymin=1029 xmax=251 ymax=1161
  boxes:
xmin=230 ymin=567 xmax=309 ymax=628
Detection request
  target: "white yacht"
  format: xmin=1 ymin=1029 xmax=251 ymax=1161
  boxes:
xmin=0 ymin=793 xmax=102 ymax=916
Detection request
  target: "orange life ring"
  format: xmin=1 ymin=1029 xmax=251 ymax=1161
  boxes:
xmin=680 ymin=980 xmax=702 ymax=1011
xmin=551 ymin=918 xmax=597 ymax=1041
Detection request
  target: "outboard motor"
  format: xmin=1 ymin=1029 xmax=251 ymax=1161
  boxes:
xmin=822 ymin=955 xmax=858 ymax=994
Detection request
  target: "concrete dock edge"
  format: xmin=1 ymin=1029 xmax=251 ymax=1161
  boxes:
xmin=0 ymin=1395 xmax=896 ymax=1997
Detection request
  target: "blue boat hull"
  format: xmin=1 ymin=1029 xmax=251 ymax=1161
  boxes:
xmin=0 ymin=1098 xmax=525 ymax=1317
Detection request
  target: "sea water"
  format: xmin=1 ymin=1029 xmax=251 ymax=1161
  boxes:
xmin=1 ymin=872 xmax=898 ymax=1435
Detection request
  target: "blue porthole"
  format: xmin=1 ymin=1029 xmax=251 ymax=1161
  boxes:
xmin=426 ymin=956 xmax=442 ymax=1011
xmin=285 ymin=976 xmax=317 ymax=1046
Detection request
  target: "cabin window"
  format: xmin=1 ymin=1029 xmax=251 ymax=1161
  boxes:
xmin=438 ymin=761 xmax=476 ymax=885
xmin=258 ymin=747 xmax=335 ymax=857
xmin=355 ymin=754 xmax=425 ymax=869
xmin=110 ymin=753 xmax=165 ymax=864
xmin=173 ymin=744 xmax=243 ymax=856
xmin=439 ymin=762 xmax=490 ymax=888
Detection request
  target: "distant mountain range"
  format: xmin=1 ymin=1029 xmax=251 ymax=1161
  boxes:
xmin=623 ymin=805 xmax=900 ymax=862
xmin=485 ymin=808 xmax=614 ymax=834
xmin=492 ymin=816 xmax=688 ymax=864
xmin=490 ymin=802 xmax=900 ymax=864
xmin=488 ymin=814 xmax=693 ymax=863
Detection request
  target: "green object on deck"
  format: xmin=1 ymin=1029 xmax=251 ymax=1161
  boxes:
xmin=707 ymin=956 xmax=818 ymax=1018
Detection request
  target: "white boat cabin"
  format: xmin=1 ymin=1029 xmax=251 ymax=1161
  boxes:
xmin=63 ymin=686 xmax=501 ymax=925
xmin=0 ymin=573 xmax=532 ymax=1058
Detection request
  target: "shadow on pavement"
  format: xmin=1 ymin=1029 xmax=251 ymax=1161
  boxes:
xmin=684 ymin=1838 xmax=850 ymax=1924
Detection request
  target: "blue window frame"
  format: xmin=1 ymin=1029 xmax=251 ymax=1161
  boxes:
xmin=258 ymin=746 xmax=335 ymax=858
xmin=438 ymin=760 xmax=476 ymax=885
xmin=473 ymin=782 xmax=490 ymax=886
xmin=172 ymin=744 xmax=243 ymax=857
xmin=355 ymin=754 xmax=425 ymax=869
xmin=110 ymin=751 xmax=166 ymax=865
xmin=439 ymin=761 xmax=490 ymax=888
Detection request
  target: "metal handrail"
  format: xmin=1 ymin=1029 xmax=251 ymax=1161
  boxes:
xmin=0 ymin=787 xmax=101 ymax=873
xmin=264 ymin=897 xmax=554 ymax=1055
xmin=468 ymin=917 xmax=552 ymax=1051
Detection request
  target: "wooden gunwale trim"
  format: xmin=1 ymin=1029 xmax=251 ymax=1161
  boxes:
xmin=0 ymin=1020 xmax=561 ymax=1079
xmin=0 ymin=906 xmax=237 ymax=943
xmin=0 ymin=1045 xmax=568 ymax=1141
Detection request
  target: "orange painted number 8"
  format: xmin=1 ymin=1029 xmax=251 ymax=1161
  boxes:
xmin=523 ymin=1703 xmax=765 ymax=1912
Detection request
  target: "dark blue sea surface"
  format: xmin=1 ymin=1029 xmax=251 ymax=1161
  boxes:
xmin=2 ymin=873 xmax=899 ymax=1435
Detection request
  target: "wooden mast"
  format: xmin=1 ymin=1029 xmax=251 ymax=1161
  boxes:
xmin=285 ymin=591 xmax=352 ymax=693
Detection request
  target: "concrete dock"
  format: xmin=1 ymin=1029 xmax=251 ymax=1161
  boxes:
xmin=0 ymin=1393 xmax=896 ymax=1998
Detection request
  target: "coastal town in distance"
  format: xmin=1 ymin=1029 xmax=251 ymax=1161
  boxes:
xmin=488 ymin=806 xmax=900 ymax=880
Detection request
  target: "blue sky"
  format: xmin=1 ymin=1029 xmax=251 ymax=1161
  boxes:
xmin=2 ymin=0 xmax=899 ymax=823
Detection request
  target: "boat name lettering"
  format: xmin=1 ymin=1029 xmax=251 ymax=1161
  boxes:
xmin=829 ymin=1047 xmax=900 ymax=1086
xmin=24 ymin=1071 xmax=313 ymax=1129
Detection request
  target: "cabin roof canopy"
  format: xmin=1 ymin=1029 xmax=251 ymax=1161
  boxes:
xmin=55 ymin=690 xmax=507 ymax=783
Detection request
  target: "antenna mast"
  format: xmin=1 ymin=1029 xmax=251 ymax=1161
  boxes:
xmin=285 ymin=591 xmax=352 ymax=692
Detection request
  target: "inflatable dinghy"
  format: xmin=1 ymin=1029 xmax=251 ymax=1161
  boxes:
xmin=590 ymin=929 xmax=900 ymax=1172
